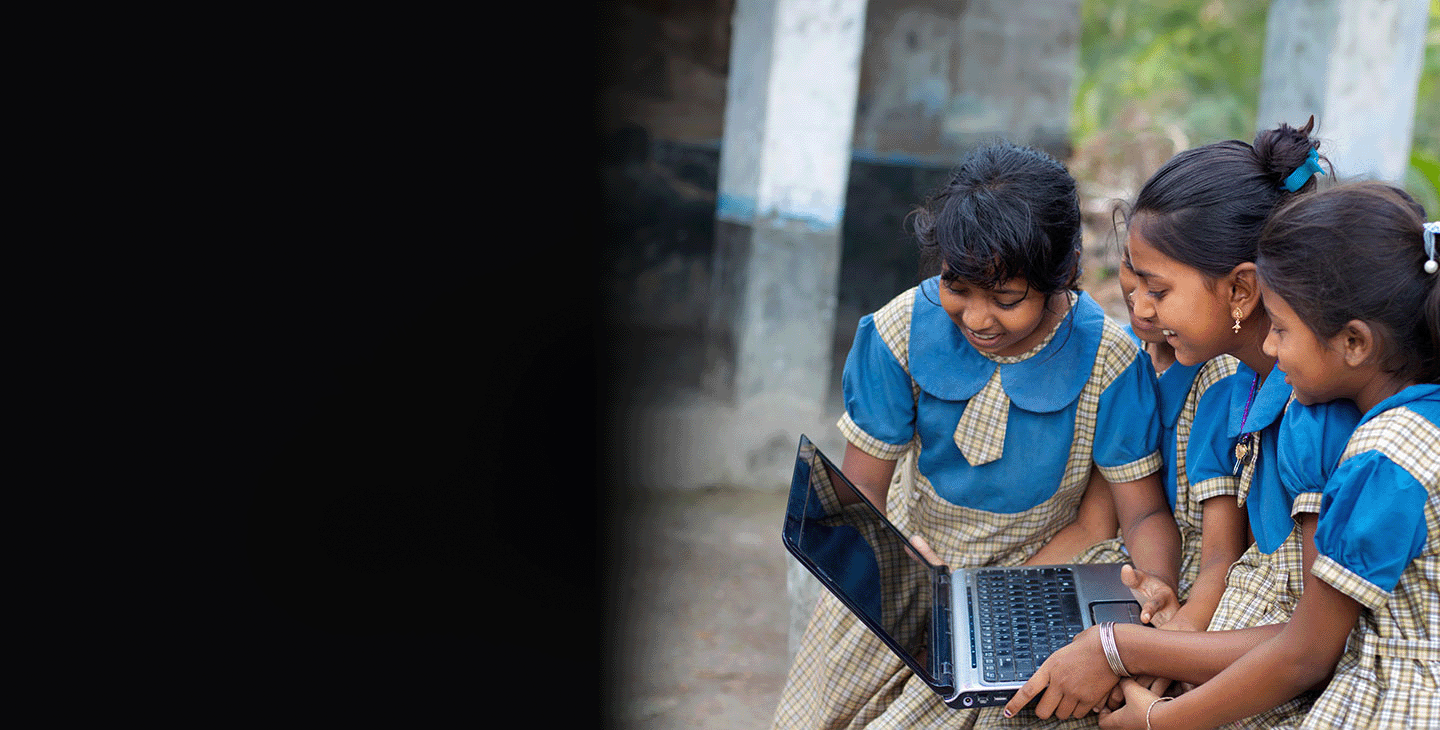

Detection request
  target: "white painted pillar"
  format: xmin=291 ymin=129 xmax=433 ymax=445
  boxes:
xmin=704 ymin=0 xmax=868 ymax=455
xmin=706 ymin=0 xmax=869 ymax=661
xmin=1257 ymin=0 xmax=1429 ymax=182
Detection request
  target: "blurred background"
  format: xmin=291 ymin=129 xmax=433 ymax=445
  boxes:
xmin=597 ymin=1 xmax=1438 ymax=728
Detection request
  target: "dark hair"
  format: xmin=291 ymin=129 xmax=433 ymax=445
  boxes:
xmin=912 ymin=141 xmax=1082 ymax=295
xmin=1256 ymin=181 xmax=1440 ymax=384
xmin=1122 ymin=118 xmax=1325 ymax=279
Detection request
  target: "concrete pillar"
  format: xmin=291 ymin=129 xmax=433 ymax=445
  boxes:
xmin=702 ymin=0 xmax=868 ymax=479
xmin=1257 ymin=0 xmax=1429 ymax=182
xmin=852 ymin=0 xmax=1082 ymax=162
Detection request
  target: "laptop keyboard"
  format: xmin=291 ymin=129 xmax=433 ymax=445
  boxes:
xmin=973 ymin=567 xmax=1086 ymax=682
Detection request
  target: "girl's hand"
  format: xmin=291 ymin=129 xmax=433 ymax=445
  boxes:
xmin=1157 ymin=604 xmax=1205 ymax=634
xmin=1097 ymin=679 xmax=1162 ymax=729
xmin=1122 ymin=564 xmax=1180 ymax=627
xmin=1003 ymin=626 xmax=1119 ymax=720
xmin=908 ymin=535 xmax=947 ymax=568
xmin=1132 ymin=675 xmax=1173 ymax=701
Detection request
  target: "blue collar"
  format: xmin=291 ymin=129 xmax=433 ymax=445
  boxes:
xmin=908 ymin=277 xmax=1103 ymax=413
xmin=1358 ymin=383 xmax=1440 ymax=426
xmin=1122 ymin=322 xmax=1199 ymax=428
xmin=1228 ymin=362 xmax=1293 ymax=438
xmin=1156 ymin=361 xmax=1202 ymax=429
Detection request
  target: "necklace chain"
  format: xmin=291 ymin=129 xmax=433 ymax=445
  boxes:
xmin=1233 ymin=373 xmax=1261 ymax=476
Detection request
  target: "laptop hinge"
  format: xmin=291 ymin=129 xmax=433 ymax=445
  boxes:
xmin=934 ymin=570 xmax=954 ymax=682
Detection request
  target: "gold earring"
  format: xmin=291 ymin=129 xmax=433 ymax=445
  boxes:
xmin=1232 ymin=308 xmax=1243 ymax=333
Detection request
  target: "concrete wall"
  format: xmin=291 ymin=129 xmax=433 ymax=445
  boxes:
xmin=853 ymin=0 xmax=1080 ymax=164
xmin=599 ymin=3 xmax=1084 ymax=481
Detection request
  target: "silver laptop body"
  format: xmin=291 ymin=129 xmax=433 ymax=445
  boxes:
xmin=782 ymin=434 xmax=1143 ymax=709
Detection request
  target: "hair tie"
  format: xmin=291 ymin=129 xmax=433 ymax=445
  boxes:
xmin=1424 ymin=221 xmax=1439 ymax=274
xmin=1282 ymin=147 xmax=1325 ymax=192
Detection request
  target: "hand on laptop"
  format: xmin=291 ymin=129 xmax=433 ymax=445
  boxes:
xmin=907 ymin=535 xmax=947 ymax=568
xmin=1001 ymin=625 xmax=1118 ymax=720
xmin=1120 ymin=564 xmax=1179 ymax=627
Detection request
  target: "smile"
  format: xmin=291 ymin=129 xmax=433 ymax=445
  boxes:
xmin=967 ymin=329 xmax=1001 ymax=341
xmin=1161 ymin=329 xmax=1177 ymax=337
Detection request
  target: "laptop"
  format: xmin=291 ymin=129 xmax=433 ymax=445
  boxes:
xmin=782 ymin=434 xmax=1144 ymax=709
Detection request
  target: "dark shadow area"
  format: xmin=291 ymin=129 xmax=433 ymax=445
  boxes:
xmin=183 ymin=14 xmax=612 ymax=720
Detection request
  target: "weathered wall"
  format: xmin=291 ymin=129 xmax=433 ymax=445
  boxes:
xmin=599 ymin=0 xmax=1083 ymax=424
xmin=853 ymin=0 xmax=1080 ymax=163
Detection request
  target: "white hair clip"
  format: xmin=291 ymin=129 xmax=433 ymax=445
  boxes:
xmin=1426 ymin=221 xmax=1439 ymax=274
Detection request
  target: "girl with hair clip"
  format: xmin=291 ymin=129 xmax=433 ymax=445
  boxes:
xmin=1094 ymin=182 xmax=1440 ymax=729
xmin=1003 ymin=119 xmax=1364 ymax=727
xmin=771 ymin=140 xmax=1182 ymax=730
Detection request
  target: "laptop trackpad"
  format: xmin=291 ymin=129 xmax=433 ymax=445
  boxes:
xmin=1090 ymin=601 xmax=1144 ymax=625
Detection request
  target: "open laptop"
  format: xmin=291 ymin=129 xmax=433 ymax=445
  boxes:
xmin=782 ymin=434 xmax=1144 ymax=709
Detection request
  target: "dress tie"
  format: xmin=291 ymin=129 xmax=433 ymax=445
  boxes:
xmin=954 ymin=368 xmax=1008 ymax=466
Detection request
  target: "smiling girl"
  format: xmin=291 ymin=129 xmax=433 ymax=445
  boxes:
xmin=1098 ymin=181 xmax=1440 ymax=729
xmin=1069 ymin=237 xmax=1242 ymax=639
xmin=1003 ymin=120 xmax=1365 ymax=728
xmin=771 ymin=141 xmax=1182 ymax=729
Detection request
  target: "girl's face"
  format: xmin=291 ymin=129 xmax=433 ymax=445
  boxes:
xmin=1118 ymin=244 xmax=1166 ymax=345
xmin=938 ymin=273 xmax=1061 ymax=357
xmin=1126 ymin=228 xmax=1237 ymax=366
xmin=1259 ymin=281 xmax=1351 ymax=406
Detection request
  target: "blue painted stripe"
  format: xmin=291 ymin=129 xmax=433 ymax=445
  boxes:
xmin=717 ymin=193 xmax=843 ymax=232
xmin=717 ymin=192 xmax=756 ymax=223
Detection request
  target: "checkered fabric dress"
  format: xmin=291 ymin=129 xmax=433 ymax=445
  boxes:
xmin=771 ymin=287 xmax=1162 ymax=730
xmin=1300 ymin=389 xmax=1440 ymax=729
xmin=1074 ymin=354 xmax=1239 ymax=600
xmin=1198 ymin=388 xmax=1364 ymax=729
xmin=1202 ymin=423 xmax=1318 ymax=730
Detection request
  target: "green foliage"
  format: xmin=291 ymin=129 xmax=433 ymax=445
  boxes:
xmin=1073 ymin=0 xmax=1272 ymax=149
xmin=1411 ymin=2 xmax=1440 ymax=215
xmin=1409 ymin=149 xmax=1440 ymax=218
xmin=1074 ymin=0 xmax=1439 ymax=211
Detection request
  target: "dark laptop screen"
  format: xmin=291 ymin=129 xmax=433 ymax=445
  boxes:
xmin=783 ymin=435 xmax=944 ymax=683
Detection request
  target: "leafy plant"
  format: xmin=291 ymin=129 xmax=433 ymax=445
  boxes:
xmin=1072 ymin=0 xmax=1439 ymax=212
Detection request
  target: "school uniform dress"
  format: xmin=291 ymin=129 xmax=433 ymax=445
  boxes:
xmin=1193 ymin=363 xmax=1362 ymax=729
xmin=1301 ymin=385 xmax=1440 ymax=729
xmin=771 ymin=280 xmax=1163 ymax=730
xmin=1075 ymin=327 xmax=1239 ymax=601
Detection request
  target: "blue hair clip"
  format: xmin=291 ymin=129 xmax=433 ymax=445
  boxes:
xmin=1282 ymin=147 xmax=1325 ymax=192
xmin=1424 ymin=221 xmax=1439 ymax=274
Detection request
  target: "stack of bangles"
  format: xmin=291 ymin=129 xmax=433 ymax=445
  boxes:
xmin=1099 ymin=621 xmax=1175 ymax=730
xmin=1098 ymin=621 xmax=1131 ymax=677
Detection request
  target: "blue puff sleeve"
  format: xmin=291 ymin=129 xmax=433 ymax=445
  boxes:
xmin=1092 ymin=345 xmax=1162 ymax=479
xmin=1278 ymin=399 xmax=1362 ymax=515
xmin=841 ymin=313 xmax=916 ymax=447
xmin=1313 ymin=451 xmax=1429 ymax=605
xmin=1186 ymin=374 xmax=1241 ymax=498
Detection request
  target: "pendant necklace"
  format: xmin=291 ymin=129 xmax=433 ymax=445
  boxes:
xmin=1232 ymin=374 xmax=1261 ymax=476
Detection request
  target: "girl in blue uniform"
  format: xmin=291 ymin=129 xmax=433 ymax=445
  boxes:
xmin=1079 ymin=238 xmax=1241 ymax=636
xmin=1092 ymin=182 xmax=1440 ymax=729
xmin=1004 ymin=119 xmax=1365 ymax=727
xmin=771 ymin=140 xmax=1182 ymax=729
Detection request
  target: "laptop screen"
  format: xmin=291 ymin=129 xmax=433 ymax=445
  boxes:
xmin=783 ymin=435 xmax=946 ymax=685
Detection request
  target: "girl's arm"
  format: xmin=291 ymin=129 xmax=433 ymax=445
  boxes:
xmin=1166 ymin=495 xmax=1249 ymax=632
xmin=1025 ymin=466 xmax=1120 ymax=565
xmin=1004 ymin=513 xmax=1319 ymax=720
xmin=1107 ymin=472 xmax=1182 ymax=623
xmin=832 ymin=442 xmax=897 ymax=514
xmin=1003 ymin=620 xmax=1288 ymax=720
xmin=1103 ymin=515 xmax=1360 ymax=730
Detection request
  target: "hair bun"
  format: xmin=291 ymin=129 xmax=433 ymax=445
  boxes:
xmin=1254 ymin=116 xmax=1323 ymax=191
